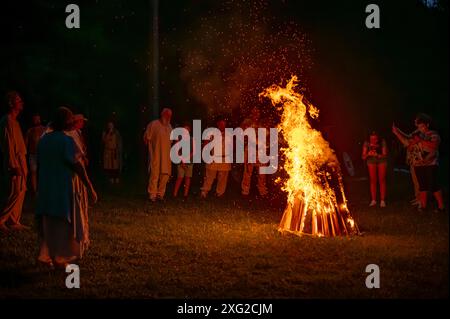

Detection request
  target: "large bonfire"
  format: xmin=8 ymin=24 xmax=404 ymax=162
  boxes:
xmin=260 ymin=76 xmax=359 ymax=237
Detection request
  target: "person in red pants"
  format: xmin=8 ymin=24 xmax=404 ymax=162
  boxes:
xmin=362 ymin=131 xmax=388 ymax=208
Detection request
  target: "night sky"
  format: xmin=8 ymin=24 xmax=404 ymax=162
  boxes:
xmin=0 ymin=0 xmax=448 ymax=179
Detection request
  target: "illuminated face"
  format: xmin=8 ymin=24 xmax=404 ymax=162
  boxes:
xmin=417 ymin=123 xmax=429 ymax=133
xmin=10 ymin=95 xmax=24 ymax=113
xmin=74 ymin=119 xmax=85 ymax=130
xmin=369 ymin=134 xmax=379 ymax=145
xmin=161 ymin=110 xmax=172 ymax=123
xmin=32 ymin=115 xmax=41 ymax=126
xmin=107 ymin=122 xmax=114 ymax=130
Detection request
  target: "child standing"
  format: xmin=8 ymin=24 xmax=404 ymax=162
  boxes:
xmin=362 ymin=131 xmax=388 ymax=208
xmin=173 ymin=124 xmax=195 ymax=198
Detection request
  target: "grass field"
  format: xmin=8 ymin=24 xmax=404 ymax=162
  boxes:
xmin=0 ymin=172 xmax=448 ymax=299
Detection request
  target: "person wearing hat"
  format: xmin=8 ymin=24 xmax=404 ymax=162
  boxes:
xmin=0 ymin=91 xmax=29 ymax=232
xmin=68 ymin=113 xmax=88 ymax=166
xmin=143 ymin=108 xmax=173 ymax=202
xmin=36 ymin=107 xmax=97 ymax=268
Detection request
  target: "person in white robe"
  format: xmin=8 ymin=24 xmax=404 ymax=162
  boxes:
xmin=143 ymin=108 xmax=173 ymax=202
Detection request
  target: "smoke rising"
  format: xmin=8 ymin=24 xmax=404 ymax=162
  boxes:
xmin=178 ymin=0 xmax=313 ymax=117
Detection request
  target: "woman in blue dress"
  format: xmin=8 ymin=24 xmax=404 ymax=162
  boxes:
xmin=36 ymin=107 xmax=97 ymax=269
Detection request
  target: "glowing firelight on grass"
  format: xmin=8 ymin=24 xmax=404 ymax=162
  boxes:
xmin=260 ymin=76 xmax=359 ymax=237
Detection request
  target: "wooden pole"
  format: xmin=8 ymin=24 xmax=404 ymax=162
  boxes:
xmin=151 ymin=0 xmax=159 ymax=119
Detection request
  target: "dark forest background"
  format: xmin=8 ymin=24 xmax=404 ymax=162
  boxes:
xmin=0 ymin=0 xmax=448 ymax=183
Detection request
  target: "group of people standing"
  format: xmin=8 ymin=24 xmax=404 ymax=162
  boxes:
xmin=0 ymin=91 xmax=270 ymax=267
xmin=142 ymin=107 xmax=269 ymax=202
xmin=1 ymin=90 xmax=446 ymax=267
xmin=362 ymin=113 xmax=445 ymax=212
xmin=0 ymin=91 xmax=123 ymax=268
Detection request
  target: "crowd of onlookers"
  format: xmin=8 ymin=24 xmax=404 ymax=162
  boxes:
xmin=0 ymin=92 xmax=98 ymax=268
xmin=0 ymin=91 xmax=271 ymax=268
xmin=0 ymin=90 xmax=446 ymax=269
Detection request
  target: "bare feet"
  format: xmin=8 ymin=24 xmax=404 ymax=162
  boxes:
xmin=54 ymin=256 xmax=78 ymax=269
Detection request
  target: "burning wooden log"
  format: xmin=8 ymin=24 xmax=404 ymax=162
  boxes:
xmin=261 ymin=76 xmax=359 ymax=237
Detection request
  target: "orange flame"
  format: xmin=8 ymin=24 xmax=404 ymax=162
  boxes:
xmin=260 ymin=76 xmax=359 ymax=237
